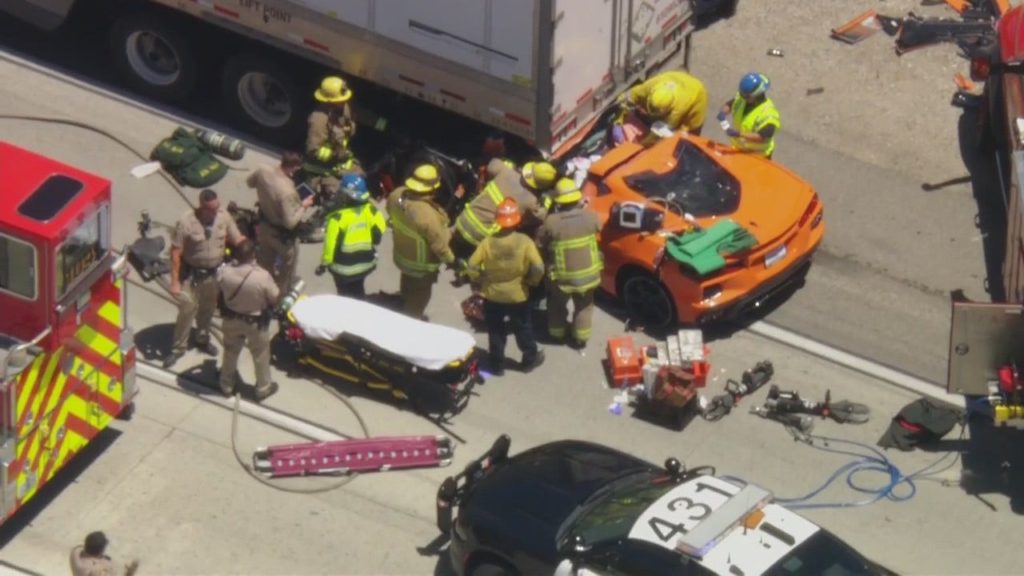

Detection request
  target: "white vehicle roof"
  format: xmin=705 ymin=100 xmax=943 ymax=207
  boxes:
xmin=628 ymin=475 xmax=820 ymax=576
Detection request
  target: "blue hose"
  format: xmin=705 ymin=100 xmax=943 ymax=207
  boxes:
xmin=774 ymin=433 xmax=962 ymax=510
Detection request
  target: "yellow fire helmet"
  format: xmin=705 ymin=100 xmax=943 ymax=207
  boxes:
xmin=522 ymin=161 xmax=558 ymax=190
xmin=405 ymin=164 xmax=441 ymax=193
xmin=552 ymin=178 xmax=583 ymax=205
xmin=315 ymin=76 xmax=353 ymax=104
xmin=646 ymin=82 xmax=677 ymax=119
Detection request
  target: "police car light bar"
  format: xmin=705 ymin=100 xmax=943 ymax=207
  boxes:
xmin=675 ymin=484 xmax=773 ymax=559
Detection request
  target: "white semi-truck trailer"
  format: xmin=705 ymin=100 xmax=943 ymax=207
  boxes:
xmin=2 ymin=0 xmax=734 ymax=155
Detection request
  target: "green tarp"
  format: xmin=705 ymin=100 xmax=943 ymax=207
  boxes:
xmin=665 ymin=219 xmax=757 ymax=276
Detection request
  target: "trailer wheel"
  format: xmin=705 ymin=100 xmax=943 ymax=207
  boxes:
xmin=110 ymin=13 xmax=197 ymax=102
xmin=222 ymin=54 xmax=305 ymax=142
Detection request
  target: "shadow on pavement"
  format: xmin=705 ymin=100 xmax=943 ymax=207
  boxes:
xmin=955 ymin=107 xmax=1007 ymax=302
xmin=133 ymin=323 xmax=174 ymax=362
xmin=959 ymin=409 xmax=1024 ymax=514
xmin=0 ymin=427 xmax=123 ymax=549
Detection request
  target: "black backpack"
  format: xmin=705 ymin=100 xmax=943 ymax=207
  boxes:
xmin=877 ymin=398 xmax=964 ymax=451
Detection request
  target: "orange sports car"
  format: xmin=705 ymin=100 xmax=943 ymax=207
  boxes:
xmin=576 ymin=132 xmax=824 ymax=328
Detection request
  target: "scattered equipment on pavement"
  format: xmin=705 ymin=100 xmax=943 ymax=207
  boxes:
xmin=282 ymin=294 xmax=482 ymax=421
xmin=751 ymin=385 xmax=871 ymax=433
xmin=616 ymin=330 xmax=711 ymax=430
xmin=701 ymin=360 xmax=774 ymax=421
xmin=253 ymin=435 xmax=454 ymax=478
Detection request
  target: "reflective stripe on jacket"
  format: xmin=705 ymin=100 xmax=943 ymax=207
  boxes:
xmin=729 ymin=95 xmax=781 ymax=157
xmin=455 ymin=179 xmax=505 ymax=246
xmin=467 ymin=231 xmax=545 ymax=304
xmin=305 ymin=109 xmax=356 ymax=175
xmin=386 ymin=188 xmax=454 ymax=277
xmin=537 ymin=206 xmax=603 ymax=293
xmin=322 ymin=202 xmax=387 ymax=278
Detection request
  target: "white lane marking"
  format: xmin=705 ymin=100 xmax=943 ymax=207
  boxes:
xmin=136 ymin=362 xmax=344 ymax=442
xmin=747 ymin=321 xmax=964 ymax=406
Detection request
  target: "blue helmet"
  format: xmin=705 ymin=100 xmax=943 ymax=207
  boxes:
xmin=340 ymin=173 xmax=369 ymax=202
xmin=739 ymin=73 xmax=770 ymax=98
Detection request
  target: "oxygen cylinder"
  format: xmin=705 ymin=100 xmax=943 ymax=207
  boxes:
xmin=194 ymin=129 xmax=246 ymax=160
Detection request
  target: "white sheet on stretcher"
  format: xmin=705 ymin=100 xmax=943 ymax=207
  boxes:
xmin=290 ymin=294 xmax=476 ymax=371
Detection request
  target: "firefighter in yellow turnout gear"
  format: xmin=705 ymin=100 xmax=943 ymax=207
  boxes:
xmin=452 ymin=159 xmax=555 ymax=259
xmin=386 ymin=164 xmax=458 ymax=320
xmin=317 ymin=174 xmax=387 ymax=299
xmin=617 ymin=69 xmax=708 ymax=143
xmin=537 ymin=179 xmax=603 ymax=349
xmin=305 ymin=76 xmax=362 ymax=197
xmin=467 ymin=198 xmax=546 ymax=376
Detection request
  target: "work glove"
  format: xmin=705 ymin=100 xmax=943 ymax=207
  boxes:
xmin=716 ymin=111 xmax=728 ymax=122
xmin=725 ymin=127 xmax=741 ymax=138
xmin=315 ymin=265 xmax=326 ymax=276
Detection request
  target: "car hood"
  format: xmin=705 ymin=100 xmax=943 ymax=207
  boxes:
xmin=466 ymin=441 xmax=652 ymax=559
xmin=598 ymin=135 xmax=816 ymax=246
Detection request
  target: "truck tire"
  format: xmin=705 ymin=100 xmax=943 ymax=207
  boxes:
xmin=221 ymin=53 xmax=305 ymax=142
xmin=109 ymin=12 xmax=197 ymax=103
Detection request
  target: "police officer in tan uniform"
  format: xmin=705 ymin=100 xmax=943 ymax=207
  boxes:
xmin=166 ymin=189 xmax=244 ymax=369
xmin=247 ymin=151 xmax=312 ymax=299
xmin=217 ymin=239 xmax=280 ymax=401
xmin=70 ymin=531 xmax=139 ymax=576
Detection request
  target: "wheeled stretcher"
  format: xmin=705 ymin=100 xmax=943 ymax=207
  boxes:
xmin=284 ymin=294 xmax=482 ymax=420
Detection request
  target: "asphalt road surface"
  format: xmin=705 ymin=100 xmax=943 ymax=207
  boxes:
xmin=0 ymin=10 xmax=1021 ymax=576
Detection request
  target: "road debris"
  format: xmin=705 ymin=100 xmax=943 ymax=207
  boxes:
xmin=831 ymin=10 xmax=884 ymax=44
xmin=766 ymin=48 xmax=784 ymax=57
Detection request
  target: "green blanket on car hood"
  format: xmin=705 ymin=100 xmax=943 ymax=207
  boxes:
xmin=665 ymin=219 xmax=757 ymax=276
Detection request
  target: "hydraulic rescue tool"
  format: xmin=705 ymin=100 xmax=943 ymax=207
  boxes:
xmin=750 ymin=385 xmax=871 ymax=433
xmin=701 ymin=360 xmax=774 ymax=421
xmin=252 ymin=435 xmax=454 ymax=478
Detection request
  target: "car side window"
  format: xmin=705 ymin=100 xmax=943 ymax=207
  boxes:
xmin=585 ymin=540 xmax=711 ymax=576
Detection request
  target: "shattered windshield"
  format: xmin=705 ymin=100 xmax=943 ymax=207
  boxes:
xmin=623 ymin=139 xmax=740 ymax=218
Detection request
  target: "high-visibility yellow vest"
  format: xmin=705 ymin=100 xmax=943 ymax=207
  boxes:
xmin=729 ymin=95 xmax=780 ymax=157
xmin=455 ymin=180 xmax=505 ymax=246
xmin=322 ymin=203 xmax=386 ymax=278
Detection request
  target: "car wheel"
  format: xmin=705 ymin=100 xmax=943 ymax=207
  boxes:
xmin=622 ymin=273 xmax=677 ymax=330
xmin=109 ymin=12 xmax=197 ymax=103
xmin=221 ymin=53 xmax=306 ymax=142
xmin=472 ymin=563 xmax=515 ymax=576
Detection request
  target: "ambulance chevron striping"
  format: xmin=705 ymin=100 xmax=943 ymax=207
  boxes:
xmin=38 ymin=393 xmax=91 ymax=486
xmin=15 ymin=354 xmax=46 ymax=421
xmin=21 ymin=359 xmax=72 ymax=484
xmin=96 ymin=300 xmax=120 ymax=329
xmin=16 ymin=351 xmax=63 ymax=466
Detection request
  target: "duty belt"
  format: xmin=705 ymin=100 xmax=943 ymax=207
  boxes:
xmin=221 ymin=308 xmax=263 ymax=324
xmin=182 ymin=262 xmax=219 ymax=285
